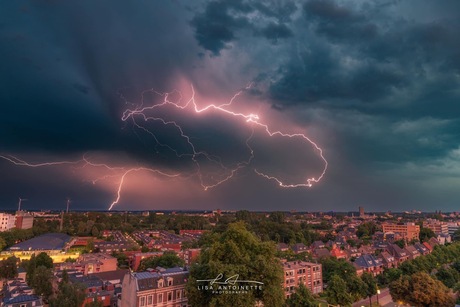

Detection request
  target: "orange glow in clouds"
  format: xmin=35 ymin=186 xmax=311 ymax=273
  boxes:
xmin=1 ymin=84 xmax=328 ymax=210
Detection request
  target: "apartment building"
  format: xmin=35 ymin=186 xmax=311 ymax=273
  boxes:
xmin=423 ymin=220 xmax=448 ymax=234
xmin=121 ymin=267 xmax=189 ymax=307
xmin=382 ymin=222 xmax=420 ymax=241
xmin=282 ymin=261 xmax=322 ymax=298
xmin=0 ymin=213 xmax=16 ymax=232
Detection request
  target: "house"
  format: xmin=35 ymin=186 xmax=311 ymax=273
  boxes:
xmin=310 ymin=241 xmax=325 ymax=250
xmin=404 ymin=245 xmax=420 ymax=260
xmin=345 ymin=247 xmax=361 ymax=259
xmin=379 ymin=251 xmax=397 ymax=269
xmin=121 ymin=267 xmax=189 ymax=307
xmin=414 ymin=242 xmax=430 ymax=255
xmin=330 ymin=247 xmax=348 ymax=260
xmin=1 ymin=278 xmax=44 ymax=307
xmin=386 ymin=244 xmax=409 ymax=264
xmin=423 ymin=242 xmax=434 ymax=252
xmin=292 ymin=243 xmax=308 ymax=254
xmin=353 ymin=254 xmax=383 ymax=276
xmin=2 ymin=295 xmax=44 ymax=307
xmin=313 ymin=248 xmax=330 ymax=259
xmin=436 ymin=234 xmax=451 ymax=245
xmin=277 ymin=243 xmax=289 ymax=252
xmin=428 ymin=237 xmax=440 ymax=247
xmin=358 ymin=245 xmax=375 ymax=255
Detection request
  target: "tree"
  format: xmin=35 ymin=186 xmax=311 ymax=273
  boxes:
xmin=356 ymin=222 xmax=379 ymax=238
xmin=453 ymin=229 xmax=460 ymax=241
xmin=419 ymin=227 xmax=436 ymax=242
xmin=394 ymin=239 xmax=405 ymax=249
xmin=138 ymin=252 xmax=185 ymax=271
xmin=31 ymin=266 xmax=53 ymax=300
xmin=0 ymin=256 xmax=18 ymax=279
xmin=285 ymin=283 xmax=317 ymax=307
xmin=35 ymin=252 xmax=53 ymax=268
xmin=389 ymin=272 xmax=455 ymax=306
xmin=320 ymin=257 xmax=356 ymax=285
xmin=186 ymin=222 xmax=284 ymax=307
xmin=436 ymin=267 xmax=460 ymax=288
xmin=361 ymin=272 xmax=377 ymax=307
xmin=326 ymin=275 xmax=353 ymax=306
xmin=347 ymin=275 xmax=367 ymax=301
xmin=26 ymin=252 xmax=53 ymax=284
xmin=0 ymin=237 xmax=6 ymax=251
xmin=86 ymin=238 xmax=95 ymax=252
xmin=49 ymin=276 xmax=86 ymax=307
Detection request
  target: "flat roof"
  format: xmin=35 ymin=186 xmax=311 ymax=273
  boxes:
xmin=8 ymin=233 xmax=71 ymax=251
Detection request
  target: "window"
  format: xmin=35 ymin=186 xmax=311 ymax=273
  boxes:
xmin=168 ymin=278 xmax=173 ymax=286
xmin=158 ymin=280 xmax=163 ymax=288
xmin=176 ymin=290 xmax=181 ymax=299
xmin=140 ymin=296 xmax=146 ymax=306
xmin=147 ymin=295 xmax=153 ymax=305
xmin=158 ymin=293 xmax=163 ymax=303
xmin=167 ymin=292 xmax=172 ymax=301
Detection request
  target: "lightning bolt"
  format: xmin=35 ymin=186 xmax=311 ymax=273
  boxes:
xmin=0 ymin=84 xmax=328 ymax=210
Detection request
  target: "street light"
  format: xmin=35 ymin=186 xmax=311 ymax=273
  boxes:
xmin=377 ymin=288 xmax=381 ymax=305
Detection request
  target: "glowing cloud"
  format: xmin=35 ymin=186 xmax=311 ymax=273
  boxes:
xmin=1 ymin=85 xmax=327 ymax=210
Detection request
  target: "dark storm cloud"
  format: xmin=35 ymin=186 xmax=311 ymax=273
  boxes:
xmin=3 ymin=0 xmax=460 ymax=211
xmin=304 ymin=0 xmax=378 ymax=42
xmin=0 ymin=0 xmax=201 ymax=164
xmin=186 ymin=0 xmax=460 ymax=211
xmin=191 ymin=0 xmax=296 ymax=55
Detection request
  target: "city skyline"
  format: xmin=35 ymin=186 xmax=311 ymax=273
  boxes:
xmin=2 ymin=1 xmax=460 ymax=212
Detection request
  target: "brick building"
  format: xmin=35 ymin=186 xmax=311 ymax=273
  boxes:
xmin=382 ymin=222 xmax=420 ymax=241
xmin=282 ymin=261 xmax=322 ymax=298
xmin=121 ymin=267 xmax=189 ymax=307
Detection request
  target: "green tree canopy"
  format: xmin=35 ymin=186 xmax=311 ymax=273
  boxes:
xmin=361 ymin=272 xmax=377 ymax=306
xmin=419 ymin=227 xmax=436 ymax=242
xmin=0 ymin=256 xmax=18 ymax=279
xmin=137 ymin=252 xmax=185 ymax=271
xmin=285 ymin=283 xmax=317 ymax=307
xmin=49 ymin=276 xmax=86 ymax=307
xmin=389 ymin=272 xmax=455 ymax=307
xmin=186 ymin=222 xmax=284 ymax=307
xmin=326 ymin=275 xmax=353 ymax=306
xmin=30 ymin=266 xmax=53 ymax=300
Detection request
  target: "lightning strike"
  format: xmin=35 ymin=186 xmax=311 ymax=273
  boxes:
xmin=0 ymin=84 xmax=328 ymax=210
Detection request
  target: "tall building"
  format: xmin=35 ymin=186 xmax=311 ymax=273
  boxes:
xmin=447 ymin=222 xmax=460 ymax=236
xmin=282 ymin=261 xmax=322 ymax=298
xmin=423 ymin=219 xmax=448 ymax=234
xmin=121 ymin=267 xmax=189 ymax=307
xmin=382 ymin=222 xmax=420 ymax=241
xmin=359 ymin=206 xmax=365 ymax=217
xmin=0 ymin=213 xmax=16 ymax=232
xmin=15 ymin=211 xmax=34 ymax=229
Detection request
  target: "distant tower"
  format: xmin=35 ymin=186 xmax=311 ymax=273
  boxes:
xmin=17 ymin=197 xmax=27 ymax=211
xmin=359 ymin=206 xmax=365 ymax=217
xmin=66 ymin=198 xmax=71 ymax=213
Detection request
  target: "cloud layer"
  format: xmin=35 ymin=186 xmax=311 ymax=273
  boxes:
xmin=1 ymin=0 xmax=460 ymax=211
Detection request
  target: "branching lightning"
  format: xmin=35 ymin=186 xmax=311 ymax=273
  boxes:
xmin=0 ymin=85 xmax=328 ymax=210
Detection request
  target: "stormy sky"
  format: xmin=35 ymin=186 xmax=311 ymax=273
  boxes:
xmin=1 ymin=0 xmax=460 ymax=212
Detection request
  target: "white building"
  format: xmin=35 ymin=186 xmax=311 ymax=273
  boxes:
xmin=0 ymin=213 xmax=16 ymax=232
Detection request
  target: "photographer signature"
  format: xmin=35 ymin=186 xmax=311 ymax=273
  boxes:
xmin=197 ymin=273 xmax=264 ymax=285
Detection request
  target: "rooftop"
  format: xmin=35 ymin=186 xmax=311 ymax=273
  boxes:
xmin=8 ymin=233 xmax=71 ymax=251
